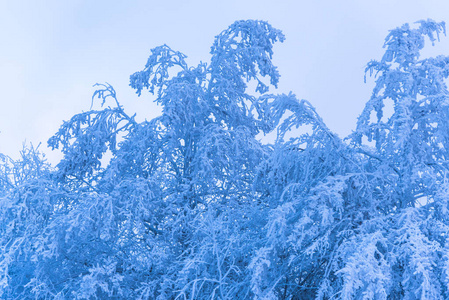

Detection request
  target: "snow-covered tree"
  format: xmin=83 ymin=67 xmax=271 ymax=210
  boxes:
xmin=250 ymin=19 xmax=449 ymax=300
xmin=1 ymin=19 xmax=448 ymax=299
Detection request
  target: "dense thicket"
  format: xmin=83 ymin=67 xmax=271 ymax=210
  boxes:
xmin=1 ymin=19 xmax=449 ymax=299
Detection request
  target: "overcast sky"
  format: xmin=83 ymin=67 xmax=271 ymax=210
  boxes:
xmin=1 ymin=0 xmax=449 ymax=164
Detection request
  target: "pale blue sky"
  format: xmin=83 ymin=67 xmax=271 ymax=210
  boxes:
xmin=1 ymin=0 xmax=449 ymax=163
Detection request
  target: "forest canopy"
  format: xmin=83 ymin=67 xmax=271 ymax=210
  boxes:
xmin=1 ymin=19 xmax=449 ymax=299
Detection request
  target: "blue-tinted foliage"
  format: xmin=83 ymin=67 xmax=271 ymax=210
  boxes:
xmin=1 ymin=19 xmax=449 ymax=299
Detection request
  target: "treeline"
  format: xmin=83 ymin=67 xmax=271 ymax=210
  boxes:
xmin=1 ymin=19 xmax=449 ymax=299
